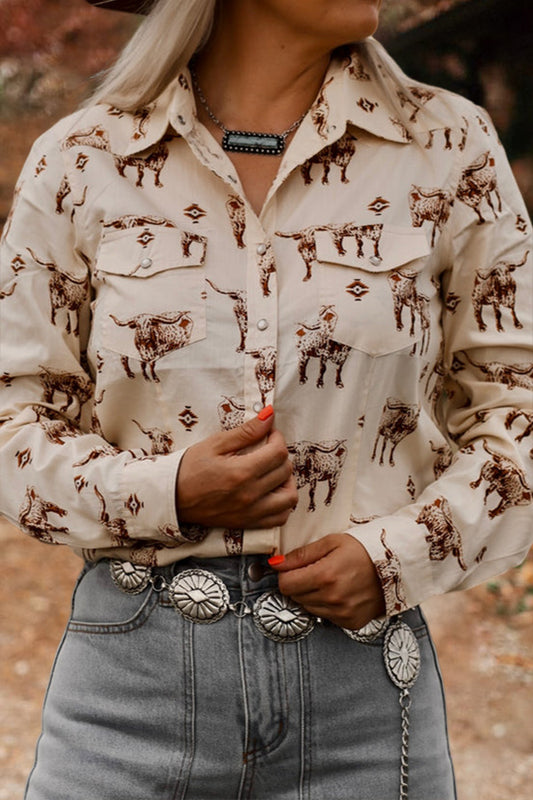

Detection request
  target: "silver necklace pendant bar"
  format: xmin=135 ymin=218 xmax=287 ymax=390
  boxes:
xmin=222 ymin=129 xmax=285 ymax=155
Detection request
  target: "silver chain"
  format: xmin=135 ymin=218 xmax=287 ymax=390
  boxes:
xmin=399 ymin=689 xmax=412 ymax=800
xmin=190 ymin=68 xmax=309 ymax=141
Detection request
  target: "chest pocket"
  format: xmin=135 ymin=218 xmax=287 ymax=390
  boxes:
xmin=316 ymin=225 xmax=431 ymax=356
xmin=93 ymin=224 xmax=207 ymax=380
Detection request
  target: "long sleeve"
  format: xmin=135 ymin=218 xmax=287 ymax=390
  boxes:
xmin=0 ymin=125 xmax=185 ymax=556
xmin=351 ymin=108 xmax=533 ymax=615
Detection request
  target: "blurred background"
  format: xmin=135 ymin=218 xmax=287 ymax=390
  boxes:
xmin=0 ymin=1 xmax=532 ymax=798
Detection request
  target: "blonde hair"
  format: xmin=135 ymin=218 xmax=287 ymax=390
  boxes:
xmin=91 ymin=0 xmax=217 ymax=111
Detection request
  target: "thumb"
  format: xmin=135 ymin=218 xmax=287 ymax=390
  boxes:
xmin=270 ymin=534 xmax=342 ymax=573
xmin=218 ymin=405 xmax=275 ymax=454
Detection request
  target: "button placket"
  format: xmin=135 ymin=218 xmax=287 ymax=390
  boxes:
xmin=244 ymin=233 xmax=279 ymax=415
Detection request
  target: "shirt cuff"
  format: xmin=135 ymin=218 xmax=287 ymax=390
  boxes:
xmin=346 ymin=512 xmax=433 ymax=617
xmin=119 ymin=448 xmax=187 ymax=544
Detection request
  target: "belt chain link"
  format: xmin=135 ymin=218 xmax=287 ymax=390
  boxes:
xmin=110 ymin=560 xmax=421 ymax=799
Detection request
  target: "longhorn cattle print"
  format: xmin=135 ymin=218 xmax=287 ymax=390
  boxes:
xmin=300 ymin=133 xmax=357 ymax=185
xmin=472 ymin=251 xmax=528 ymax=332
xmin=110 ymin=310 xmax=194 ymax=381
xmin=374 ymin=529 xmax=407 ymax=613
xmin=469 ymin=440 xmax=531 ymax=518
xmin=416 ymin=497 xmax=468 ymax=571
xmin=372 ymin=397 xmax=420 ymax=467
xmin=295 ymin=305 xmax=351 ymax=388
xmin=19 ymin=486 xmax=69 ymax=544
xmin=287 ymin=439 xmax=347 ymax=512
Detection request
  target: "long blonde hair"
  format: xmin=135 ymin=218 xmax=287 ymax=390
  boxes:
xmin=91 ymin=0 xmax=216 ymax=111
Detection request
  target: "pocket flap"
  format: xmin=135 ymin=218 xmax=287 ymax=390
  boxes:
xmin=97 ymin=224 xmax=207 ymax=277
xmin=315 ymin=225 xmax=430 ymax=272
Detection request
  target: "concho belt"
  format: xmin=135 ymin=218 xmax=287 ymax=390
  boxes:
xmin=110 ymin=559 xmax=420 ymax=800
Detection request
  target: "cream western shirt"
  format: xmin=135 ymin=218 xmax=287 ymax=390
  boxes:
xmin=1 ymin=40 xmax=532 ymax=615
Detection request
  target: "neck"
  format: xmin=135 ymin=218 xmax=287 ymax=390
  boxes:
xmin=192 ymin=3 xmax=333 ymax=133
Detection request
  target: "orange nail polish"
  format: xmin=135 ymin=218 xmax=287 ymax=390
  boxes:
xmin=257 ymin=405 xmax=274 ymax=420
xmin=268 ymin=554 xmax=285 ymax=567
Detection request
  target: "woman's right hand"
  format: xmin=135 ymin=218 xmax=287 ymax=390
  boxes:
xmin=175 ymin=407 xmax=298 ymax=530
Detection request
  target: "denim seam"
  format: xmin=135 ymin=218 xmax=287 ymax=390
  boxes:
xmin=67 ymin=588 xmax=158 ymax=634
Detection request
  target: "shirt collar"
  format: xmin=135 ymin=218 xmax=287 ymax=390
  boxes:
xmin=118 ymin=38 xmax=414 ymax=158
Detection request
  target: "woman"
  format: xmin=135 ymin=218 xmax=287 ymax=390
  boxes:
xmin=1 ymin=1 xmax=531 ymax=798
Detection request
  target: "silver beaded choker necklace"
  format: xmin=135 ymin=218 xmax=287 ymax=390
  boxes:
xmin=190 ymin=69 xmax=308 ymax=156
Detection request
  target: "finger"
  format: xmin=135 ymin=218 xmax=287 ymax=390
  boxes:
xmin=217 ymin=405 xmax=275 ymax=455
xmin=272 ymin=533 xmax=342 ymax=573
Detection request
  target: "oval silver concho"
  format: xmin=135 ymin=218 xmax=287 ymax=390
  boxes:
xmin=253 ymin=591 xmax=315 ymax=642
xmin=110 ymin=560 xmax=152 ymax=594
xmin=383 ymin=620 xmax=421 ymax=690
xmin=342 ymin=616 xmax=390 ymax=643
xmin=168 ymin=569 xmax=229 ymax=623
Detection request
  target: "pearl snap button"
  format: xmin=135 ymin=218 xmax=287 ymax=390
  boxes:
xmin=140 ymin=258 xmax=152 ymax=269
xmin=253 ymin=401 xmax=263 ymax=413
xmin=369 ymin=256 xmax=382 ymax=266
xmin=257 ymin=318 xmax=269 ymax=331
xmin=256 ymin=243 xmax=268 ymax=256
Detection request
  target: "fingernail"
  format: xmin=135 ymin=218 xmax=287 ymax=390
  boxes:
xmin=257 ymin=405 xmax=274 ymax=421
xmin=268 ymin=554 xmax=285 ymax=566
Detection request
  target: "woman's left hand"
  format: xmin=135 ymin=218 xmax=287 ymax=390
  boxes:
xmin=271 ymin=534 xmax=386 ymax=631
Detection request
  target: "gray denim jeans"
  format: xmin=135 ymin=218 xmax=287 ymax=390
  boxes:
xmin=25 ymin=555 xmax=456 ymax=800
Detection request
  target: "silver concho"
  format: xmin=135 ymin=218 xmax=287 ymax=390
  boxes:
xmin=343 ymin=616 xmax=390 ymax=643
xmin=383 ymin=621 xmax=421 ymax=690
xmin=110 ymin=560 xmax=152 ymax=594
xmin=253 ymin=591 xmax=315 ymax=642
xmin=168 ymin=568 xmax=229 ymax=623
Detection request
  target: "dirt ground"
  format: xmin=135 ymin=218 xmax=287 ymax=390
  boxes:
xmin=1 ymin=517 xmax=532 ymax=800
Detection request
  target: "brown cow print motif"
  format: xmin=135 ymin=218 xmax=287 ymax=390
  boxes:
xmin=27 ymin=248 xmax=89 ymax=337
xmin=110 ymin=311 xmax=194 ymax=382
xmin=342 ymin=52 xmax=371 ymax=81
xmin=310 ymin=76 xmax=334 ymax=139
xmin=469 ymin=440 xmax=531 ymax=518
xmin=416 ymin=496 xmax=467 ymax=571
xmin=430 ymin=440 xmax=454 ymax=479
xmin=226 ymin=194 xmax=246 ymax=248
xmin=206 ymin=279 xmax=247 ymax=352
xmin=287 ymin=439 xmax=347 ymax=512
xmin=38 ymin=366 xmax=93 ymax=423
xmin=247 ymin=347 xmax=277 ymax=406
xmin=461 ymin=353 xmax=533 ymax=391
xmin=374 ymin=529 xmax=407 ymax=613
xmin=276 ymin=226 xmax=320 ymax=282
xmin=387 ymin=269 xmax=430 ymax=352
xmin=132 ymin=419 xmax=174 ymax=454
xmin=300 ymin=133 xmax=357 ymax=185
xmin=62 ymin=125 xmax=111 ymax=152
xmin=94 ymin=485 xmax=130 ymax=546
xmin=224 ymin=529 xmax=244 ymax=556
xmin=295 ymin=305 xmax=351 ymax=389
xmin=372 ymin=397 xmax=420 ymax=467
xmin=258 ymin=245 xmax=276 ymax=297
xmin=114 ymin=140 xmax=169 ymax=188
xmin=19 ymin=486 xmax=69 ymax=543
xmin=472 ymin=251 xmax=528 ymax=333
xmin=327 ymin=222 xmax=383 ymax=261
xmin=457 ymin=151 xmax=502 ymax=224
xmin=102 ymin=214 xmax=176 ymax=232
xmin=397 ymin=86 xmax=435 ymax=122
xmin=408 ymin=185 xmax=454 ymax=247
xmin=31 ymin=406 xmax=79 ymax=445
xmin=218 ymin=396 xmax=245 ymax=431
xmin=505 ymin=410 xmax=533 ymax=458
